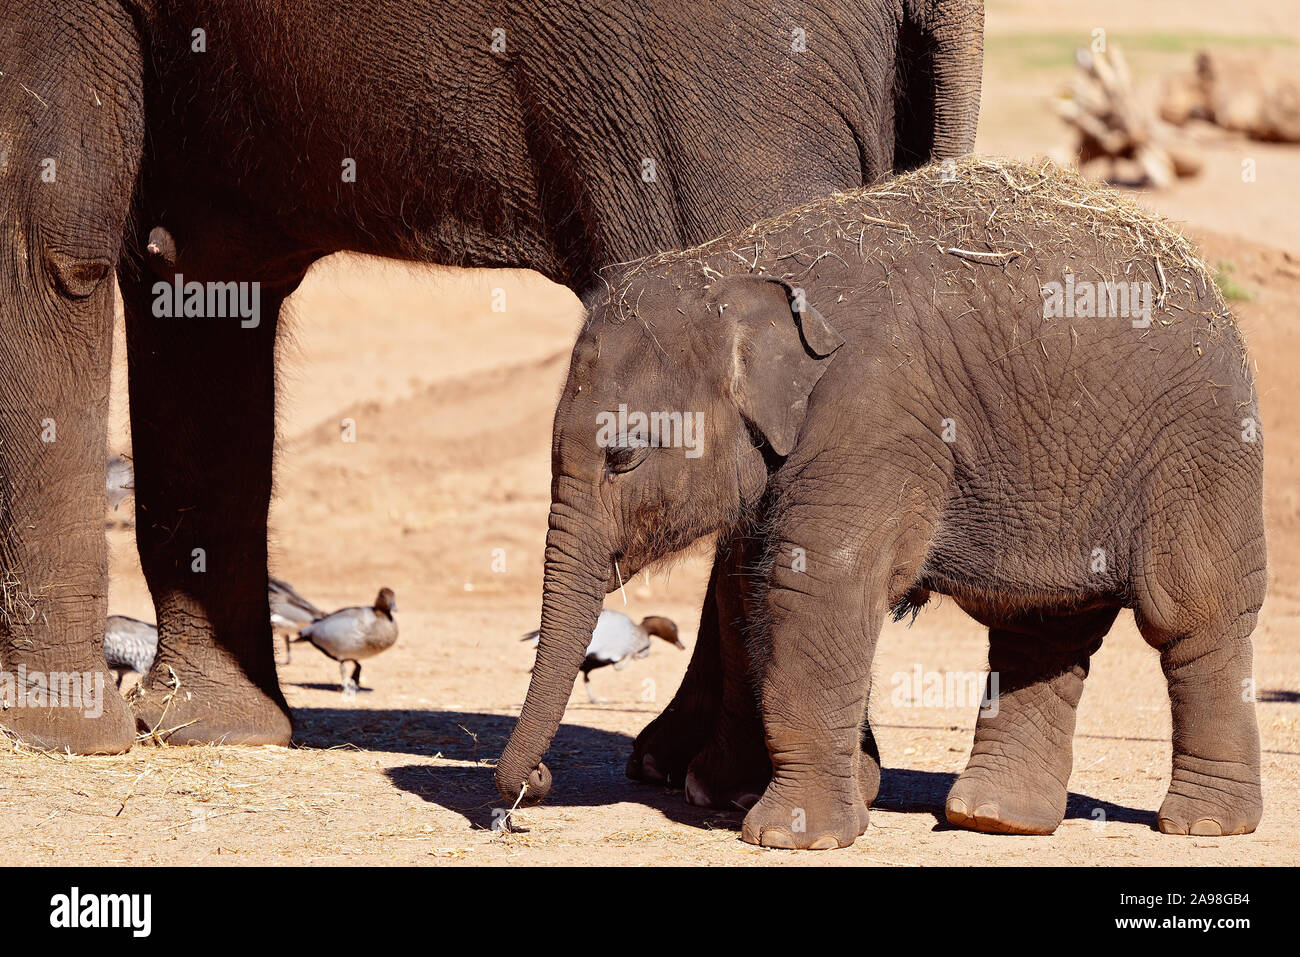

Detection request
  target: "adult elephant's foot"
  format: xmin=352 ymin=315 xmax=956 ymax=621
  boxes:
xmin=0 ymin=613 xmax=136 ymax=753
xmin=0 ymin=672 xmax=136 ymax=754
xmin=740 ymin=778 xmax=869 ymax=850
xmin=945 ymin=765 xmax=1067 ymax=835
xmin=128 ymin=661 xmax=292 ymax=747
xmin=1156 ymin=757 xmax=1261 ymax=836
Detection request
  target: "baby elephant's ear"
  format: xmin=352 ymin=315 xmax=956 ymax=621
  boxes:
xmin=716 ymin=274 xmax=844 ymax=457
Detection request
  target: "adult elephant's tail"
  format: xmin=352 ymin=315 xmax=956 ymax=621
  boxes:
xmin=895 ymin=0 xmax=985 ymax=169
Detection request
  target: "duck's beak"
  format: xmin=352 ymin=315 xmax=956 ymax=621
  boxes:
xmin=674 ymin=638 xmax=686 ymax=650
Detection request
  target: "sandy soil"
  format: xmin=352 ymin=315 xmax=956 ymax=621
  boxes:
xmin=3 ymin=1 xmax=1297 ymax=865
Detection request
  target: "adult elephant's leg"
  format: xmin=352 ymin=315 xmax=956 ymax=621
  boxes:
xmin=946 ymin=606 xmax=1118 ymax=835
xmin=0 ymin=0 xmax=142 ymax=752
xmin=0 ymin=276 xmax=136 ymax=753
xmin=119 ymin=268 xmax=294 ymax=745
xmin=626 ymin=547 xmax=725 ymax=786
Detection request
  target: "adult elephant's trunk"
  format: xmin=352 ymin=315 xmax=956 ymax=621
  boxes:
xmin=921 ymin=0 xmax=985 ymax=160
xmin=495 ymin=507 xmax=607 ymax=806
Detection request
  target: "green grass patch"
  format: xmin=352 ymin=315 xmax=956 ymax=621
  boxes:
xmin=988 ymin=31 xmax=1295 ymax=73
xmin=1214 ymin=261 xmax=1256 ymax=302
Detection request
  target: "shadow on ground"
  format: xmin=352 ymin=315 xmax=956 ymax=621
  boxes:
xmin=874 ymin=768 xmax=1154 ymax=831
xmin=1259 ymin=688 xmax=1300 ymax=703
xmin=379 ymin=711 xmax=744 ymax=833
xmin=303 ymin=707 xmax=1155 ymax=837
xmin=291 ymin=707 xmax=558 ymax=758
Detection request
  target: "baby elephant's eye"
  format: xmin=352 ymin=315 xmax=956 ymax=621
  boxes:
xmin=604 ymin=443 xmax=651 ymax=475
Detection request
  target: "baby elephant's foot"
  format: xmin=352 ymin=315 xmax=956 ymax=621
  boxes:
xmin=683 ymin=735 xmax=770 ymax=811
xmin=945 ymin=767 xmax=1067 ymax=836
xmin=1157 ymin=759 xmax=1261 ymax=836
xmin=627 ymin=703 xmax=713 ymax=786
xmin=741 ymin=780 xmax=869 ymax=850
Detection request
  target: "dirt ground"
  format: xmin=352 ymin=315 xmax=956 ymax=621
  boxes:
xmin=4 ymin=1 xmax=1297 ymax=865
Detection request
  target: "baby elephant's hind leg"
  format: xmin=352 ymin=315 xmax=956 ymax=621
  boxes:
xmin=1135 ymin=563 xmax=1265 ymax=836
xmin=946 ymin=606 xmax=1119 ymax=835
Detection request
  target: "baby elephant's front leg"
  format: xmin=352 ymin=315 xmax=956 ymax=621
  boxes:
xmin=740 ymin=532 xmax=889 ymax=850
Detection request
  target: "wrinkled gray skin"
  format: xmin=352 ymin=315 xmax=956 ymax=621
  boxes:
xmin=1 ymin=0 xmax=983 ymax=752
xmin=496 ymin=162 xmax=1265 ymax=849
xmin=0 ymin=1 xmax=144 ymax=749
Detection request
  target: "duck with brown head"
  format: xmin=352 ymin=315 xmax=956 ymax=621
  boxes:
xmin=523 ymin=610 xmax=684 ymax=703
xmin=296 ymin=589 xmax=399 ymax=693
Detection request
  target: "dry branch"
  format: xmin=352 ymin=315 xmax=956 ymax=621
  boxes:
xmin=1161 ymin=49 xmax=1300 ymax=143
xmin=1056 ymin=45 xmax=1202 ymax=188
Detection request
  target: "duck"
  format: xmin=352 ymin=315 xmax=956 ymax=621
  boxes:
xmin=103 ymin=615 xmax=158 ymax=686
xmin=522 ymin=610 xmax=684 ymax=703
xmin=295 ymin=588 xmax=398 ymax=692
xmin=269 ymin=576 xmax=325 ymax=663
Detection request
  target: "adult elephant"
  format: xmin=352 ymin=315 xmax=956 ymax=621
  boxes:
xmin=0 ymin=0 xmax=983 ymax=753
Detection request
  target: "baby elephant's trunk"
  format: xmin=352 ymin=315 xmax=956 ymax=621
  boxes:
xmin=496 ymin=517 xmax=607 ymax=806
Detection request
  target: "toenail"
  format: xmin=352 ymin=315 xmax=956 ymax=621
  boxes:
xmin=760 ymin=829 xmax=796 ymax=849
xmin=640 ymin=754 xmax=663 ymax=783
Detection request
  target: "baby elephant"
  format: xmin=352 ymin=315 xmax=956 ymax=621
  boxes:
xmin=496 ymin=159 xmax=1265 ymax=850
